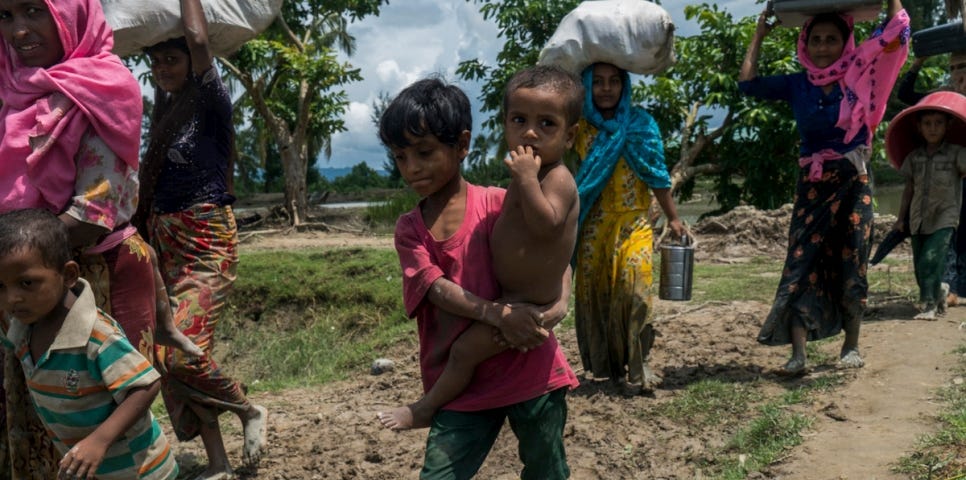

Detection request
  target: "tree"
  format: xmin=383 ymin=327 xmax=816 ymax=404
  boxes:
xmin=638 ymin=4 xmax=803 ymax=212
xmin=219 ymin=1 xmax=386 ymax=225
xmin=331 ymin=162 xmax=388 ymax=192
xmin=370 ymin=91 xmax=403 ymax=188
xmin=460 ymin=1 xmax=805 ymax=213
xmin=458 ymin=0 xmax=582 ymax=168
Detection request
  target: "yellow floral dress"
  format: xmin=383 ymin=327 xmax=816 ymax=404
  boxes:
xmin=573 ymin=121 xmax=657 ymax=386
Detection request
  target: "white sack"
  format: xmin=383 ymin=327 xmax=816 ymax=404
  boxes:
xmin=537 ymin=0 xmax=675 ymax=76
xmin=102 ymin=0 xmax=283 ymax=57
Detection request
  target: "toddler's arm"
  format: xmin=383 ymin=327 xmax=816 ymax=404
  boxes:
xmin=505 ymin=146 xmax=577 ymax=237
xmin=58 ymin=380 xmax=161 ymax=479
xmin=428 ymin=277 xmax=548 ymax=350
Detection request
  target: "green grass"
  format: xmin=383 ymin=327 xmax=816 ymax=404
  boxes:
xmin=687 ymin=257 xmax=781 ymax=303
xmin=715 ymin=402 xmax=813 ymax=479
xmin=365 ymin=190 xmax=420 ymax=232
xmin=893 ymin=345 xmax=966 ymax=479
xmin=221 ymin=247 xmax=412 ymax=391
xmin=653 ymin=379 xmax=763 ymax=427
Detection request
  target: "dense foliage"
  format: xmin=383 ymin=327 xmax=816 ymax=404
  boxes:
xmin=457 ymin=0 xmax=949 ymax=215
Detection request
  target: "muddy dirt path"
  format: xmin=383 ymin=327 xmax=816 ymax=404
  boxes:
xmin=772 ymin=312 xmax=965 ymax=480
xmin=160 ymin=208 xmax=961 ymax=479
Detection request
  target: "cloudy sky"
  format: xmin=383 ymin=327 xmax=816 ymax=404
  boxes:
xmin=327 ymin=0 xmax=762 ymax=170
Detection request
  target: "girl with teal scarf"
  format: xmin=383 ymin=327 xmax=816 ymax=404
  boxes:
xmin=572 ymin=63 xmax=683 ymax=393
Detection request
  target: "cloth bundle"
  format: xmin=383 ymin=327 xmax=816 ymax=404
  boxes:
xmin=537 ymin=0 xmax=675 ymax=76
xmin=102 ymin=0 xmax=283 ymax=57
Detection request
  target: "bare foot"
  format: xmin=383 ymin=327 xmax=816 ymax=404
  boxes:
xmin=192 ymin=468 xmax=234 ymax=480
xmin=837 ymin=349 xmax=864 ymax=369
xmin=640 ymin=365 xmax=663 ymax=393
xmin=155 ymin=325 xmax=204 ymax=357
xmin=242 ymin=405 xmax=268 ymax=467
xmin=377 ymin=404 xmax=433 ymax=431
xmin=778 ymin=357 xmax=807 ymax=376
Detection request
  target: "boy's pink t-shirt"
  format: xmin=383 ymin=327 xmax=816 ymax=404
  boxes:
xmin=395 ymin=183 xmax=578 ymax=411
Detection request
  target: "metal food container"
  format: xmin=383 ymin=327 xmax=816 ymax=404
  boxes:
xmin=659 ymin=235 xmax=694 ymax=301
xmin=771 ymin=0 xmax=881 ymax=28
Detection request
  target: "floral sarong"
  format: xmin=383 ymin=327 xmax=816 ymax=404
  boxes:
xmin=758 ymin=159 xmax=873 ymax=345
xmin=149 ymin=204 xmax=250 ymax=440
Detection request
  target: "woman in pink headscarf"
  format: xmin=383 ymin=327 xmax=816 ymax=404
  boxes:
xmin=0 ymin=0 xmax=198 ymax=477
xmin=738 ymin=0 xmax=910 ymax=375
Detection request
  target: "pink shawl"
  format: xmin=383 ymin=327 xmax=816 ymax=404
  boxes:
xmin=0 ymin=0 xmax=142 ymax=213
xmin=797 ymin=9 xmax=911 ymax=144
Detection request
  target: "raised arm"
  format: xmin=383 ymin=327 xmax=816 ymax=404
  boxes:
xmin=739 ymin=7 xmax=776 ymax=82
xmin=505 ymin=146 xmax=576 ymax=237
xmin=887 ymin=0 xmax=903 ymax=20
xmin=181 ymin=0 xmax=213 ymax=75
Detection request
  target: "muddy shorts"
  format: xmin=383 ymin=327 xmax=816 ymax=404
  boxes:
xmin=421 ymin=388 xmax=570 ymax=480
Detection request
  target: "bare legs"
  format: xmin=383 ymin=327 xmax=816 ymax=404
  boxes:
xmin=148 ymin=246 xmax=204 ymax=357
xmin=378 ymin=323 xmax=506 ymax=430
xmin=838 ymin=315 xmax=864 ymax=368
xmin=782 ymin=315 xmax=863 ymax=375
xmin=193 ymin=404 xmax=268 ymax=479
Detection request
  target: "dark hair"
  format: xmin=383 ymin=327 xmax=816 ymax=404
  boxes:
xmin=378 ymin=77 xmax=472 ymax=149
xmin=503 ymin=65 xmax=584 ymax=126
xmin=916 ymin=109 xmax=951 ymax=122
xmin=144 ymin=36 xmax=190 ymax=57
xmin=805 ymin=13 xmax=851 ymax=43
xmin=0 ymin=209 xmax=71 ymax=270
xmin=138 ymin=36 xmax=201 ymax=226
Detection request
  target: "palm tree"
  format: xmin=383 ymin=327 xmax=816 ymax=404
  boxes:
xmin=220 ymin=2 xmax=378 ymax=225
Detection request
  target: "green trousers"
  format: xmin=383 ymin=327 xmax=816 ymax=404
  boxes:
xmin=420 ymin=388 xmax=570 ymax=480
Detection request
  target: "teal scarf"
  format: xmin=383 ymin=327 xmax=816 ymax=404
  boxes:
xmin=575 ymin=66 xmax=670 ymax=232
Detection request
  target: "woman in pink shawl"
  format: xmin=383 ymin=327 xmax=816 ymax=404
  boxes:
xmin=0 ymin=0 xmax=198 ymax=477
xmin=738 ymin=0 xmax=910 ymax=375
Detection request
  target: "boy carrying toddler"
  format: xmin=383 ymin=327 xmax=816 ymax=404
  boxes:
xmin=376 ymin=66 xmax=581 ymax=479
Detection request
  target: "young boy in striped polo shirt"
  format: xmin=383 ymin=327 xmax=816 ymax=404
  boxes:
xmin=0 ymin=209 xmax=177 ymax=480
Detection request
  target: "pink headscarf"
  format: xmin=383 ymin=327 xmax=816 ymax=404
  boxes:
xmin=0 ymin=0 xmax=142 ymax=213
xmin=797 ymin=9 xmax=910 ymax=144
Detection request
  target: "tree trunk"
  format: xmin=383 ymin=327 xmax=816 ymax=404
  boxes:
xmin=281 ymin=148 xmax=309 ymax=225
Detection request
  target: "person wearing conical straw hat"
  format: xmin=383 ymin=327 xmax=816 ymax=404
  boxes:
xmin=887 ymin=92 xmax=966 ymax=319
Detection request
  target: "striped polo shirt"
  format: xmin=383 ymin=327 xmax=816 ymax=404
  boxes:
xmin=3 ymin=279 xmax=178 ymax=480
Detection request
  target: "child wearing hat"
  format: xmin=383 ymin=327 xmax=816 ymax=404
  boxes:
xmin=889 ymin=92 xmax=966 ymax=319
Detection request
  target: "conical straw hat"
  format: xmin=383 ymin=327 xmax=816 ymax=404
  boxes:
xmin=885 ymin=90 xmax=966 ymax=170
